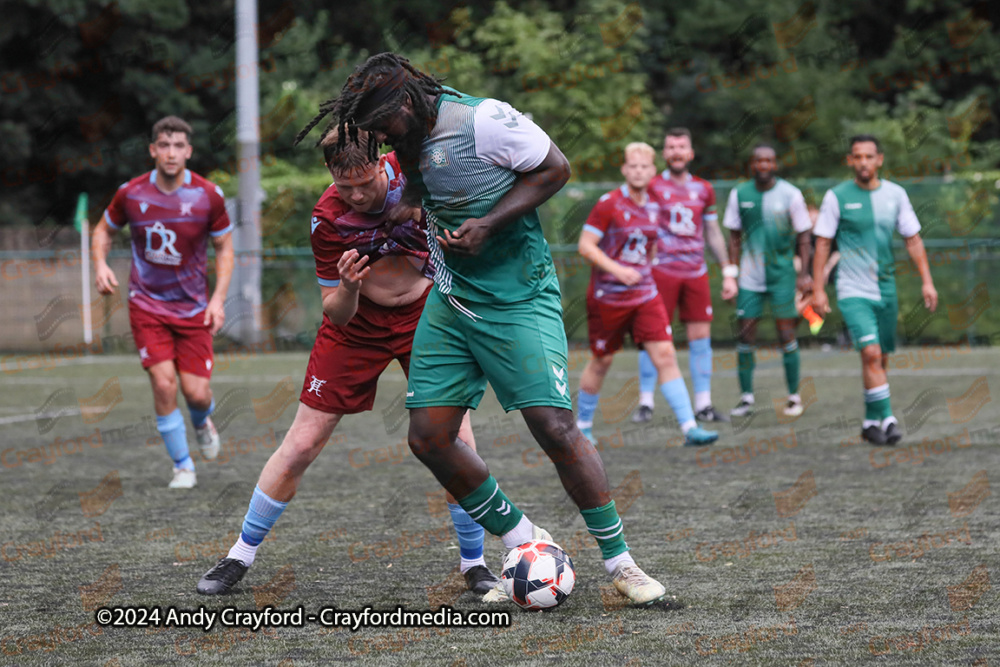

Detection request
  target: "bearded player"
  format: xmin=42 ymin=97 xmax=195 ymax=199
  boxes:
xmin=812 ymin=135 xmax=938 ymax=445
xmin=576 ymin=142 xmax=718 ymax=447
xmin=92 ymin=116 xmax=231 ymax=489
xmin=196 ymin=128 xmax=499 ymax=596
xmin=632 ymin=128 xmax=738 ymax=424
xmin=314 ymin=53 xmax=668 ymax=606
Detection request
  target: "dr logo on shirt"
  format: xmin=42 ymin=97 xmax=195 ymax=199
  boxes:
xmin=145 ymin=222 xmax=182 ymax=266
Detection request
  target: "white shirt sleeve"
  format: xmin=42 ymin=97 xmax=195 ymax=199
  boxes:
xmin=473 ymin=99 xmax=551 ymax=172
xmin=722 ymin=188 xmax=741 ymax=230
xmin=788 ymin=187 xmax=813 ymax=233
xmin=813 ymin=190 xmax=840 ymax=239
xmin=895 ymin=187 xmax=922 ymax=238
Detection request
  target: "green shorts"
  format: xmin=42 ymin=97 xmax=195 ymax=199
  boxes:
xmin=839 ymin=296 xmax=898 ymax=353
xmin=406 ymin=276 xmax=573 ymax=412
xmin=736 ymin=283 xmax=798 ymax=320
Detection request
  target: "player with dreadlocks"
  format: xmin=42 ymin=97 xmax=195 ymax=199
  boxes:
xmin=196 ymin=123 xmax=502 ymax=597
xmin=299 ymin=52 xmax=670 ymax=607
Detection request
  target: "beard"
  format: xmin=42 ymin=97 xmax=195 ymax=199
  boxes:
xmin=392 ymin=113 xmax=431 ymax=176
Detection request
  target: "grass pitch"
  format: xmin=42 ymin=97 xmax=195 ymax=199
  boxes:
xmin=1 ymin=346 xmax=998 ymax=665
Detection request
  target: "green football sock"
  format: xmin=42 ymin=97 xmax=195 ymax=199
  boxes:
xmin=581 ymin=500 xmax=629 ymax=560
xmin=737 ymin=343 xmax=755 ymax=394
xmin=783 ymin=340 xmax=800 ymax=395
xmin=864 ymin=384 xmax=891 ymax=421
xmin=457 ymin=475 xmax=523 ymax=537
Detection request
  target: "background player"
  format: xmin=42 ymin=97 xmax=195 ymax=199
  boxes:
xmin=197 ymin=128 xmax=498 ymax=596
xmin=92 ymin=116 xmax=231 ymax=488
xmin=576 ymin=143 xmax=718 ymax=447
xmin=326 ymin=53 xmax=668 ymax=605
xmin=633 ymin=128 xmax=738 ymax=424
xmin=723 ymin=144 xmax=813 ymax=417
xmin=812 ymin=135 xmax=938 ymax=445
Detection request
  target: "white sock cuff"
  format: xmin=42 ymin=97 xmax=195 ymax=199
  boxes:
xmin=501 ymin=515 xmax=534 ymax=550
xmin=603 ymin=551 xmax=635 ymax=574
xmin=227 ymin=536 xmax=259 ymax=566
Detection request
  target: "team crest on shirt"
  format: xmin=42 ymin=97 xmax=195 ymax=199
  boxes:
xmin=139 ymin=202 xmax=149 ymax=214
xmin=429 ymin=147 xmax=449 ymax=167
xmin=144 ymin=222 xmax=182 ymax=266
xmin=180 ymin=202 xmax=193 ymax=216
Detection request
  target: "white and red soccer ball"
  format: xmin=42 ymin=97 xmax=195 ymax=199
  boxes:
xmin=501 ymin=540 xmax=576 ymax=610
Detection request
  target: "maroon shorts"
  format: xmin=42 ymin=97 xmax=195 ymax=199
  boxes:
xmin=586 ymin=293 xmax=672 ymax=357
xmin=129 ymin=304 xmax=214 ymax=378
xmin=653 ymin=270 xmax=714 ymax=323
xmin=299 ymin=286 xmax=430 ymax=414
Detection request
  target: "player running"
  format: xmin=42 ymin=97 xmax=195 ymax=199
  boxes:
xmin=812 ymin=135 xmax=938 ymax=445
xmin=318 ymin=53 xmax=668 ymax=605
xmin=632 ymin=128 xmax=738 ymax=424
xmin=196 ymin=129 xmax=500 ymax=596
xmin=93 ymin=116 xmax=231 ymax=489
xmin=576 ymin=143 xmax=717 ymax=447
xmin=723 ymin=144 xmax=813 ymax=418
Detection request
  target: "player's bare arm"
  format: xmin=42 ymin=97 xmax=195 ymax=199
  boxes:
xmin=795 ymin=231 xmax=813 ymax=294
xmin=322 ymin=250 xmax=370 ymax=326
xmin=726 ymin=229 xmax=742 ymax=302
xmin=811 ymin=236 xmax=832 ymax=315
xmin=437 ymin=141 xmax=571 ymax=256
xmin=578 ymin=230 xmax=642 ymax=286
xmin=903 ymin=233 xmax=938 ymax=311
xmin=704 ymin=216 xmax=738 ymax=300
xmin=92 ymin=217 xmax=119 ymax=295
xmin=205 ymin=232 xmax=234 ymax=335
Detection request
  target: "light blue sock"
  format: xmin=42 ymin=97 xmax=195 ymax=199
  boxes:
xmin=188 ymin=398 xmax=215 ymax=428
xmin=447 ymin=502 xmax=485 ymax=564
xmin=638 ymin=350 xmax=657 ymax=400
xmin=576 ymin=389 xmax=600 ymax=428
xmin=660 ymin=378 xmax=696 ymax=433
xmin=689 ymin=337 xmax=713 ymax=396
xmin=157 ymin=409 xmax=193 ymax=471
xmin=241 ymin=486 xmax=289 ymax=546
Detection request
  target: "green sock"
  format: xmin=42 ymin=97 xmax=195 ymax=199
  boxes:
xmin=457 ymin=475 xmax=523 ymax=537
xmin=581 ymin=500 xmax=629 ymax=559
xmin=783 ymin=341 xmax=800 ymax=395
xmin=864 ymin=384 xmax=891 ymax=421
xmin=737 ymin=343 xmax=755 ymax=394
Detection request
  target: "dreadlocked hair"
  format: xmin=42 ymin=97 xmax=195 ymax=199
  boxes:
xmin=293 ymin=53 xmax=455 ymax=163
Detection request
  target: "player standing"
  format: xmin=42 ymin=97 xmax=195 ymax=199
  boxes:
xmin=92 ymin=116 xmax=231 ymax=488
xmin=197 ymin=129 xmax=499 ymax=595
xmin=723 ymin=144 xmax=813 ymax=417
xmin=812 ymin=135 xmax=938 ymax=445
xmin=320 ymin=53 xmax=667 ymax=605
xmin=576 ymin=143 xmax=717 ymax=447
xmin=632 ymin=128 xmax=738 ymax=424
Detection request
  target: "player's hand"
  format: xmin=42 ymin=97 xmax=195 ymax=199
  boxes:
xmin=204 ymin=296 xmax=226 ymax=335
xmin=812 ymin=289 xmax=830 ymax=316
xmin=95 ymin=263 xmax=118 ymax=295
xmin=437 ymin=218 xmax=491 ymax=256
xmin=796 ymin=272 xmax=814 ymax=294
xmin=614 ymin=265 xmax=643 ymax=286
xmin=922 ymin=282 xmax=938 ymax=312
xmin=386 ymin=204 xmax=422 ymax=228
xmin=338 ymin=249 xmax=370 ymax=292
xmin=721 ymin=276 xmax=738 ymax=301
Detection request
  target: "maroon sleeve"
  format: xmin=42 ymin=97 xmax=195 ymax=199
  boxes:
xmin=103 ymin=182 xmax=130 ymax=229
xmin=207 ymin=182 xmax=232 ymax=235
xmin=310 ymin=196 xmax=349 ymax=286
xmin=584 ymin=193 xmax=616 ymax=237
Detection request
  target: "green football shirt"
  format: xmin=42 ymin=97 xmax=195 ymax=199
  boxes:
xmin=722 ymin=177 xmax=812 ymax=292
xmin=814 ymin=180 xmax=921 ymax=302
xmin=407 ymin=89 xmax=556 ymax=304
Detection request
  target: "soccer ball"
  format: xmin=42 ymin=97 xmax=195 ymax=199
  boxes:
xmin=500 ymin=540 xmax=575 ymax=610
